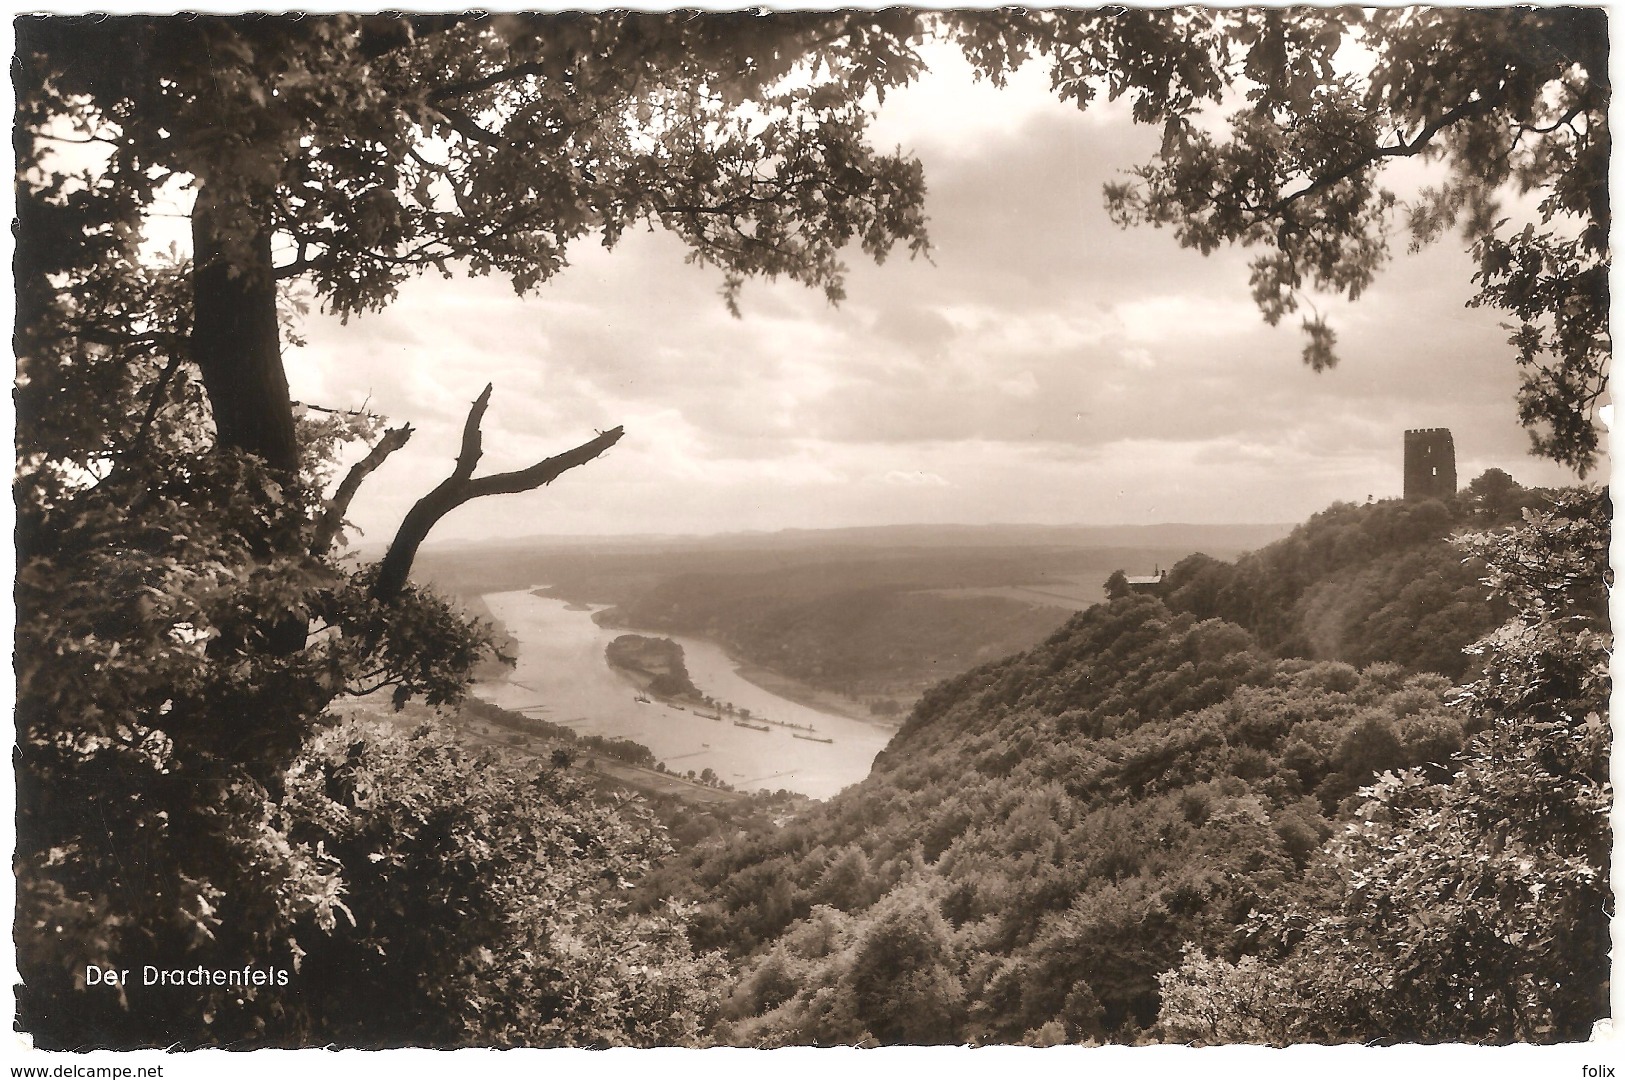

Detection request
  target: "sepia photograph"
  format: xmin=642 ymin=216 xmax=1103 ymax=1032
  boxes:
xmin=10 ymin=6 xmax=1613 ymax=1070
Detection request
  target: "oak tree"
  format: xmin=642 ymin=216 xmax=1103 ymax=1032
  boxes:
xmin=14 ymin=11 xmax=939 ymax=1047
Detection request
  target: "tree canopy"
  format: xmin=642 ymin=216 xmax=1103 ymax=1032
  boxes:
xmin=1078 ymin=7 xmax=1609 ymax=472
xmin=18 ymin=10 xmax=1608 ymax=488
xmin=1158 ymin=490 xmax=1610 ymax=1044
xmin=17 ymin=13 xmax=933 ymax=473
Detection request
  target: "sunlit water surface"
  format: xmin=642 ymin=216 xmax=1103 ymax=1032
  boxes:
xmin=475 ymin=589 xmax=893 ymax=800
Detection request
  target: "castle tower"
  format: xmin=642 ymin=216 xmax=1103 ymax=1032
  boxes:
xmin=1404 ymin=428 xmax=1457 ymax=501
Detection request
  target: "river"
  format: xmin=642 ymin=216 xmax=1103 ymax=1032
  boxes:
xmin=475 ymin=589 xmax=894 ymax=800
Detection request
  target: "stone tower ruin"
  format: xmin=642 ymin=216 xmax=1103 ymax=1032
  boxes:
xmin=1404 ymin=428 xmax=1457 ymax=501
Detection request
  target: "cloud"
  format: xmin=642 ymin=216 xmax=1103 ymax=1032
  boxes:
xmin=866 ymin=41 xmax=1076 ymax=160
xmin=874 ymin=470 xmax=951 ymax=487
xmin=280 ymin=56 xmax=1587 ymax=545
xmin=869 ymin=304 xmax=958 ymax=357
xmin=1112 ymin=295 xmax=1265 ymax=344
xmin=997 ymin=371 xmax=1040 ymax=399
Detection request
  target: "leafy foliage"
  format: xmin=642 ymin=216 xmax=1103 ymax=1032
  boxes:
xmin=16 ymin=12 xmax=934 ymax=330
xmin=13 ymin=10 xmax=1610 ymax=1049
xmin=279 ymin=721 xmax=723 ymax=1047
xmin=719 ymin=884 xmax=967 ymax=1046
xmin=1156 ymin=490 xmax=1610 ymax=1044
xmin=648 ymin=602 xmax=1471 ymax=1041
xmin=1158 ymin=478 xmax=1547 ymax=678
xmin=950 ymin=9 xmax=1611 ymax=469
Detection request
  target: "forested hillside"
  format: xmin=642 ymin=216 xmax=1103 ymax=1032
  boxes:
xmin=1156 ymin=470 xmax=1544 ymax=677
xmin=643 ymin=484 xmax=1609 ymax=1046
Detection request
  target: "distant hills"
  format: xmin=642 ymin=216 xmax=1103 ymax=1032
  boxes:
xmin=411 ymin=520 xmax=1295 ymax=559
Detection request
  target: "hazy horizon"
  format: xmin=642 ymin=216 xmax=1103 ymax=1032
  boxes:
xmin=389 ymin=517 xmax=1302 ymax=554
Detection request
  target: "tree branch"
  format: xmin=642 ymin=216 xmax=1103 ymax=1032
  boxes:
xmin=434 ymin=104 xmax=508 ymax=149
xmin=1270 ymin=96 xmax=1493 ymax=215
xmin=274 ymin=255 xmax=319 ymax=280
xmin=293 ymin=398 xmax=379 ymax=419
xmin=452 ymin=382 xmax=493 ymax=481
xmin=128 ymin=350 xmax=187 ymax=458
xmin=463 ymin=425 xmax=626 ymax=501
xmin=311 ymin=424 xmax=414 ymax=557
xmin=74 ymin=327 xmax=190 ymax=350
xmin=371 ymin=385 xmax=624 ymax=602
xmin=430 ymin=61 xmax=554 ymax=104
xmin=1520 ymin=96 xmax=1591 ymax=137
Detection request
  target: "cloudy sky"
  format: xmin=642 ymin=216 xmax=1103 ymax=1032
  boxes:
xmin=280 ymin=41 xmax=1588 ymax=546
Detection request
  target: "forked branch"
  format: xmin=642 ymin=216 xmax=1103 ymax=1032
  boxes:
xmin=312 ymin=424 xmax=415 ymax=557
xmin=371 ymin=383 xmax=624 ymax=602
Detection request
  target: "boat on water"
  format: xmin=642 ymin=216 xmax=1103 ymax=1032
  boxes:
xmin=733 ymin=720 xmax=771 ymax=732
xmin=695 ymin=712 xmax=721 ymax=721
xmin=634 ymin=695 xmax=650 ymax=704
xmin=670 ymin=705 xmax=686 ymax=712
xmin=792 ymin=733 xmax=835 ymax=744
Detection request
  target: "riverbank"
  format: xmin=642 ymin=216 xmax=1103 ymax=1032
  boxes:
xmin=599 ymin=616 xmax=901 ymax=729
xmin=460 ymin=594 xmax=520 ymax=680
xmin=730 ymin=661 xmax=902 ymax=731
xmin=458 ymin=711 xmax=744 ymax=805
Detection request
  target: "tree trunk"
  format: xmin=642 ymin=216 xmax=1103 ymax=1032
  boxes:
xmin=190 ymin=184 xmax=300 ymax=474
xmin=192 ymin=184 xmax=310 ymax=655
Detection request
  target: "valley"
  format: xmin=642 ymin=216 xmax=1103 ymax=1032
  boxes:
xmin=632 ymin=480 xmax=1608 ymax=1046
xmin=19 ymin=6 xmax=1607 ymax=1057
xmin=395 ymin=482 xmax=1606 ymax=1045
xmin=414 ymin=521 xmax=1291 ymax=722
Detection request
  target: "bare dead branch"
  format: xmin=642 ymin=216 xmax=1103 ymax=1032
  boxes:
xmin=371 ymin=385 xmax=624 ymax=602
xmin=453 ymin=382 xmax=494 ymax=480
xmin=293 ymin=399 xmax=380 ymax=419
xmin=311 ymin=424 xmax=414 ymax=557
xmin=464 ymin=426 xmax=626 ymax=501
